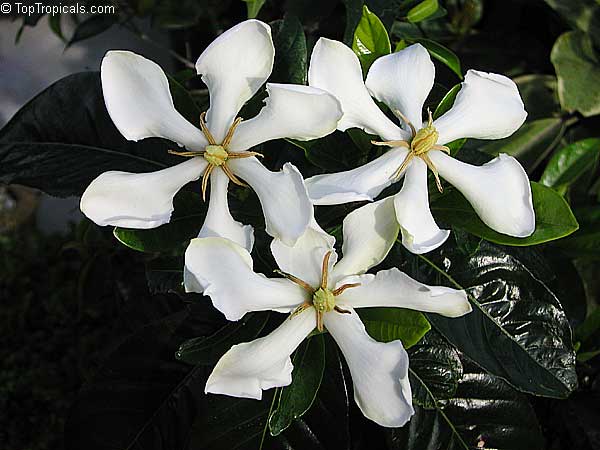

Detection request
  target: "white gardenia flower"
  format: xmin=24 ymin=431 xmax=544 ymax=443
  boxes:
xmin=306 ymin=38 xmax=535 ymax=254
xmin=184 ymin=202 xmax=472 ymax=427
xmin=80 ymin=20 xmax=342 ymax=250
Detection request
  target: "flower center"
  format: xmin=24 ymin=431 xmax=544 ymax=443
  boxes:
xmin=371 ymin=109 xmax=450 ymax=193
xmin=276 ymin=251 xmax=361 ymax=332
xmin=167 ymin=112 xmax=263 ymax=200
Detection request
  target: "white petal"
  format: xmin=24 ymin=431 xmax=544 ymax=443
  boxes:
xmin=365 ymin=44 xmax=434 ymax=130
xmin=80 ymin=157 xmax=206 ymax=228
xmin=101 ymin=51 xmax=206 ymax=150
xmin=430 ymin=151 xmax=535 ymax=237
xmin=335 ymin=268 xmax=472 ymax=317
xmin=184 ymin=237 xmax=307 ymax=320
xmin=308 ymin=38 xmax=407 ymax=141
xmin=196 ymin=20 xmax=274 ymax=142
xmin=305 ymin=148 xmax=408 ymax=205
xmin=433 ymin=70 xmax=527 ymax=145
xmin=198 ymin=168 xmax=254 ymax=251
xmin=206 ymin=309 xmax=316 ymax=400
xmin=393 ymin=158 xmax=450 ymax=254
xmin=271 ymin=221 xmax=336 ymax=288
xmin=324 ymin=309 xmax=414 ymax=427
xmin=228 ymin=84 xmax=343 ymax=152
xmin=331 ymin=196 xmax=399 ymax=282
xmin=228 ymin=158 xmax=312 ymax=245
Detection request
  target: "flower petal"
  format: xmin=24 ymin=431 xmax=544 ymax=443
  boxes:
xmin=80 ymin=157 xmax=206 ymax=228
xmin=198 ymin=168 xmax=254 ymax=251
xmin=308 ymin=38 xmax=407 ymax=141
xmin=393 ymin=158 xmax=450 ymax=254
xmin=365 ymin=44 xmax=434 ymax=130
xmin=430 ymin=151 xmax=535 ymax=237
xmin=271 ymin=221 xmax=336 ymax=288
xmin=185 ymin=237 xmax=307 ymax=320
xmin=228 ymin=157 xmax=312 ymax=245
xmin=196 ymin=20 xmax=274 ymax=142
xmin=331 ymin=196 xmax=399 ymax=282
xmin=324 ymin=309 xmax=414 ymax=427
xmin=206 ymin=309 xmax=316 ymax=400
xmin=336 ymin=268 xmax=472 ymax=317
xmin=305 ymin=148 xmax=408 ymax=205
xmin=101 ymin=51 xmax=207 ymax=150
xmin=228 ymin=84 xmax=342 ymax=152
xmin=433 ymin=70 xmax=527 ymax=145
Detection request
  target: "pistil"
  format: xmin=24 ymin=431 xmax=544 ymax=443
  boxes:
xmin=372 ymin=109 xmax=450 ymax=193
xmin=277 ymin=251 xmax=361 ymax=332
xmin=168 ymin=112 xmax=263 ymax=200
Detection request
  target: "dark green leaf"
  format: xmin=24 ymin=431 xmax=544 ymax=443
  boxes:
xmin=269 ymin=335 xmax=325 ymax=435
xmin=48 ymin=14 xmax=65 ymax=42
xmin=358 ymin=308 xmax=431 ymax=348
xmin=551 ymin=31 xmax=600 ymax=117
xmin=167 ymin=75 xmax=202 ymax=125
xmin=67 ymin=15 xmax=118 ymax=47
xmin=514 ymin=74 xmax=561 ymax=120
xmin=352 ymin=5 xmax=391 ymax=72
xmin=271 ymin=15 xmax=308 ymax=85
xmin=145 ymin=256 xmax=184 ymax=294
xmin=113 ymin=191 xmax=206 ymax=253
xmin=544 ymin=0 xmax=600 ymax=49
xmin=431 ymin=182 xmax=579 ymax=246
xmin=409 ymin=37 xmax=462 ymax=79
xmin=243 ymin=0 xmax=266 ymax=18
xmin=540 ymin=138 xmax=600 ymax=190
xmin=407 ymin=0 xmax=439 ymax=23
xmin=433 ymin=83 xmax=460 ymax=119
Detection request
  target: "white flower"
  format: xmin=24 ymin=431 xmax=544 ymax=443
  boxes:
xmin=305 ymin=39 xmax=535 ymax=254
xmin=80 ymin=20 xmax=342 ymax=250
xmin=184 ymin=201 xmax=471 ymax=427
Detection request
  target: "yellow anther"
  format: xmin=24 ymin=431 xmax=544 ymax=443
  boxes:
xmin=203 ymin=145 xmax=228 ymax=166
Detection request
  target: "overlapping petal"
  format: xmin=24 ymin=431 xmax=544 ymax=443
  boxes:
xmin=324 ymin=309 xmax=414 ymax=427
xmin=195 ymin=19 xmax=275 ymax=142
xmin=305 ymin=147 xmax=409 ymax=205
xmin=433 ymin=70 xmax=527 ymax=145
xmin=228 ymin=84 xmax=342 ymax=152
xmin=393 ymin=158 xmax=450 ymax=253
xmin=228 ymin=158 xmax=312 ymax=245
xmin=366 ymin=44 xmax=434 ymax=129
xmin=80 ymin=157 xmax=206 ymax=228
xmin=184 ymin=237 xmax=307 ymax=320
xmin=308 ymin=38 xmax=407 ymax=141
xmin=101 ymin=51 xmax=207 ymax=150
xmin=331 ymin=197 xmax=399 ymax=282
xmin=336 ymin=268 xmax=471 ymax=317
xmin=206 ymin=309 xmax=316 ymax=400
xmin=430 ymin=151 xmax=535 ymax=237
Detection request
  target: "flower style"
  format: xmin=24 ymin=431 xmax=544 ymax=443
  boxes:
xmin=306 ymin=39 xmax=535 ymax=254
xmin=80 ymin=20 xmax=342 ymax=249
xmin=184 ymin=200 xmax=472 ymax=427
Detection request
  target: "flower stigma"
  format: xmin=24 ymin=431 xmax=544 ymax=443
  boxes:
xmin=168 ymin=112 xmax=263 ymax=200
xmin=372 ymin=109 xmax=450 ymax=193
xmin=276 ymin=250 xmax=361 ymax=331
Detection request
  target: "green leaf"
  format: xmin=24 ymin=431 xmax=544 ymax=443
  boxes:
xmin=167 ymin=75 xmax=202 ymax=125
xmin=514 ymin=74 xmax=561 ymax=120
xmin=400 ymin=240 xmax=578 ymax=398
xmin=243 ymin=0 xmax=266 ymax=18
xmin=113 ymin=191 xmax=206 ymax=253
xmin=271 ymin=15 xmax=308 ymax=84
xmin=407 ymin=0 xmax=439 ymax=23
xmin=145 ymin=256 xmax=183 ymax=294
xmin=431 ymin=182 xmax=579 ymax=246
xmin=48 ymin=14 xmax=65 ymax=42
xmin=551 ymin=31 xmax=600 ymax=117
xmin=409 ymin=37 xmax=462 ymax=79
xmin=269 ymin=335 xmax=325 ymax=435
xmin=352 ymin=5 xmax=391 ymax=72
xmin=67 ymin=15 xmax=118 ymax=47
xmin=358 ymin=308 xmax=431 ymax=348
xmin=540 ymin=138 xmax=600 ymax=190
xmin=433 ymin=83 xmax=460 ymax=119
xmin=479 ymin=118 xmax=566 ymax=171
xmin=544 ymin=0 xmax=600 ymax=49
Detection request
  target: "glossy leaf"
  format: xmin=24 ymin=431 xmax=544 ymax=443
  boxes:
xmin=551 ymin=31 xmax=600 ymax=117
xmin=271 ymin=15 xmax=308 ymax=85
xmin=433 ymin=83 xmax=461 ymax=119
xmin=358 ymin=308 xmax=431 ymax=348
xmin=407 ymin=0 xmax=439 ymax=23
xmin=398 ymin=240 xmax=578 ymax=398
xmin=243 ymin=0 xmax=266 ymax=18
xmin=431 ymin=181 xmax=579 ymax=246
xmin=352 ymin=5 xmax=391 ymax=72
xmin=410 ymin=37 xmax=462 ymax=79
xmin=67 ymin=15 xmax=118 ymax=47
xmin=540 ymin=138 xmax=600 ymax=190
xmin=544 ymin=0 xmax=600 ymax=49
xmin=514 ymin=74 xmax=561 ymax=120
xmin=269 ymin=335 xmax=326 ymax=435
